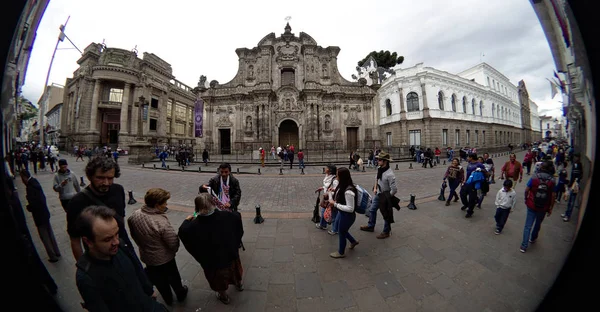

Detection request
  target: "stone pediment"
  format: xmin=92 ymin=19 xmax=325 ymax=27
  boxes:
xmin=276 ymin=43 xmax=300 ymax=62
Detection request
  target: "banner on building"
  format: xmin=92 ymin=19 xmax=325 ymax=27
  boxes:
xmin=194 ymin=98 xmax=204 ymax=137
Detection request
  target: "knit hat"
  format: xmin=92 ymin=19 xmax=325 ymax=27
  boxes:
xmin=58 ymin=159 xmax=68 ymax=166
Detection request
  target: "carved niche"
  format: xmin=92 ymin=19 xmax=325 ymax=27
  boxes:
xmin=277 ymin=92 xmax=301 ymax=111
xmin=343 ymin=105 xmax=362 ymax=126
xmin=215 ymin=106 xmax=234 ymax=127
xmin=323 ymin=114 xmax=333 ymax=135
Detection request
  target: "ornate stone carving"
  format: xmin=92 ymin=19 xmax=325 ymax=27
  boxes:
xmin=198 ymin=75 xmax=207 ymax=88
xmin=276 ymin=43 xmax=299 ymax=62
xmin=215 ymin=106 xmax=234 ymax=127
xmin=323 ymin=114 xmax=333 ymax=134
xmin=277 ymin=92 xmax=301 ymax=111
xmin=343 ymin=105 xmax=362 ymax=126
xmin=209 ymin=80 xmax=219 ymax=88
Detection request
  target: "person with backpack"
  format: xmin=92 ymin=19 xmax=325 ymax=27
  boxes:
xmin=520 ymin=161 xmax=556 ymax=253
xmin=327 ymin=167 xmax=359 ymax=258
xmin=460 ymin=153 xmax=488 ymax=218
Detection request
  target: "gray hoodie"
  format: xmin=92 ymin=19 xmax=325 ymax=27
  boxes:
xmin=53 ymin=169 xmax=81 ymax=200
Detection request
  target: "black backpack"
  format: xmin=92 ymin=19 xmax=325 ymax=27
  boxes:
xmin=533 ymin=174 xmax=550 ymax=209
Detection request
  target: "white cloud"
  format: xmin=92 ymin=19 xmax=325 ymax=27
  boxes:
xmin=22 ymin=0 xmax=562 ymax=117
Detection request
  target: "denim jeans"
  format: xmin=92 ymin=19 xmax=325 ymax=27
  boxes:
xmin=494 ymin=207 xmax=511 ymax=232
xmin=299 ymin=159 xmax=305 ymax=169
xmin=565 ymin=191 xmax=577 ymax=218
xmin=367 ymin=194 xmax=391 ymax=233
xmin=338 ymin=211 xmax=357 ymax=255
xmin=447 ymin=179 xmax=460 ymax=202
xmin=521 ymin=208 xmax=546 ymax=249
xmin=161 ymin=159 xmax=166 ymax=168
xmin=319 ymin=206 xmax=340 ymax=232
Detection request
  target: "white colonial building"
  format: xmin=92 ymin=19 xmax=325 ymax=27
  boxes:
xmin=377 ymin=62 xmax=542 ymax=151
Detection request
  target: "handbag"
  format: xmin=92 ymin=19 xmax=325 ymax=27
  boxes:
xmin=323 ymin=203 xmax=333 ymax=223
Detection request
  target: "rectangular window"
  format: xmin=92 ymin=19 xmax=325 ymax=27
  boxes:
xmin=455 ymin=129 xmax=460 ymax=146
xmin=175 ymin=103 xmax=186 ymax=120
xmin=167 ymin=99 xmax=172 ymax=118
xmin=409 ymin=130 xmax=421 ymax=146
xmin=386 ymin=132 xmax=392 ymax=146
xmin=482 ymin=130 xmax=486 ymax=144
xmin=175 ymin=122 xmax=185 ymax=134
xmin=149 ymin=118 xmax=157 ymax=131
xmin=487 ymin=77 xmax=490 ymax=87
xmin=109 ymin=88 xmax=123 ymax=103
xmin=150 ymin=97 xmax=159 ymax=109
xmin=475 ymin=130 xmax=479 ymax=144
xmin=281 ymin=69 xmax=295 ymax=86
xmin=466 ymin=130 xmax=470 ymax=145
xmin=442 ymin=129 xmax=448 ymax=146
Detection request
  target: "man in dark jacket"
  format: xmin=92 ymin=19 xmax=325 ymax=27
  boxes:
xmin=200 ymin=163 xmax=242 ymax=212
xmin=75 ymin=206 xmax=166 ymax=311
xmin=20 ymin=170 xmax=61 ymax=262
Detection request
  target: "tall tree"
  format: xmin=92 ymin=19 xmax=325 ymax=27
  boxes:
xmin=357 ymin=50 xmax=404 ymax=69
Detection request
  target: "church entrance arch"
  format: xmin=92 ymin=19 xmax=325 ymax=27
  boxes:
xmin=278 ymin=119 xmax=299 ymax=148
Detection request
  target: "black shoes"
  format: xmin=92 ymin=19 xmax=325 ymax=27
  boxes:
xmin=461 ymin=206 xmax=467 ymax=211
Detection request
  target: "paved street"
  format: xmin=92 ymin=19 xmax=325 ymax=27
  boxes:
xmin=15 ymin=150 xmax=579 ymax=311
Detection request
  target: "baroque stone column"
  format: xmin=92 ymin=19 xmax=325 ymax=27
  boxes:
xmin=120 ymin=83 xmax=131 ymax=134
xmin=399 ymin=87 xmax=406 ymax=120
xmin=89 ymin=79 xmax=101 ymax=132
xmin=420 ymin=78 xmax=430 ymax=118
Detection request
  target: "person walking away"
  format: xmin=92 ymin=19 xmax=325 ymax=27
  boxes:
xmin=20 ymin=170 xmax=61 ymax=262
xmin=74 ymin=206 xmax=167 ymax=311
xmin=555 ymin=167 xmax=569 ymax=204
xmin=298 ymin=149 xmax=305 ymax=169
xmin=278 ymin=149 xmax=284 ymax=170
xmin=288 ymin=148 xmax=295 ymax=169
xmin=494 ymin=179 xmax=517 ymax=234
xmin=30 ymin=149 xmax=38 ymax=174
xmin=38 ymin=149 xmax=46 ymax=172
xmin=523 ymin=149 xmax=534 ymax=175
xmin=368 ymin=150 xmax=374 ymax=168
xmin=66 ymin=156 xmax=136 ymax=262
xmin=520 ymin=161 xmax=556 ymax=253
xmin=476 ymin=156 xmax=490 ymax=209
xmin=271 ymin=146 xmax=276 ymax=160
xmin=460 ymin=153 xmax=488 ymax=218
xmin=360 ymin=152 xmax=397 ymax=238
xmin=53 ymin=159 xmax=81 ymax=212
xmin=434 ymin=147 xmax=441 ymax=164
xmin=20 ymin=149 xmax=29 ymax=172
xmin=159 ymin=149 xmax=168 ymax=168
xmin=47 ymin=152 xmax=56 ymax=172
xmin=500 ymin=153 xmax=523 ymax=189
xmin=315 ymin=164 xmax=339 ymax=231
xmin=127 ymin=188 xmax=188 ymax=305
xmin=328 ymin=167 xmax=359 ymax=258
xmin=202 ymin=148 xmax=209 ymax=166
xmin=259 ymin=147 xmax=265 ymax=167
xmin=422 ymin=148 xmax=433 ymax=168
xmin=562 ymin=153 xmax=582 ymax=222
xmin=179 ymin=194 xmax=244 ymax=305
xmin=443 ymin=158 xmax=464 ymax=206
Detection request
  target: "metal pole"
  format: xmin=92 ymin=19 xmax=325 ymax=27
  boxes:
xmin=39 ymin=16 xmax=70 ymax=147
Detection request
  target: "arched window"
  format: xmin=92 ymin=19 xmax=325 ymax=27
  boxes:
xmin=451 ymin=94 xmax=457 ymax=112
xmin=492 ymin=103 xmax=495 ymax=117
xmin=438 ymin=91 xmax=444 ymax=110
xmin=385 ymin=99 xmax=392 ymax=116
xmin=407 ymin=92 xmax=419 ymax=112
xmin=471 ymin=99 xmax=476 ymax=114
xmin=479 ymin=100 xmax=483 ymax=116
xmin=462 ymin=96 xmax=467 ymax=113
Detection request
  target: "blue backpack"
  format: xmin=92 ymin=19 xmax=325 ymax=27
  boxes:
xmin=354 ymin=184 xmax=372 ymax=214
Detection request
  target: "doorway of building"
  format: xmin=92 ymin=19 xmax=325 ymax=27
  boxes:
xmin=346 ymin=127 xmax=358 ymax=151
xmin=279 ymin=120 xmax=299 ymax=148
xmin=219 ymin=129 xmax=231 ymax=154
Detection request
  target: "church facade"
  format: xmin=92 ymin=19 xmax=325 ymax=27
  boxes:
xmin=198 ymin=23 xmax=379 ymax=154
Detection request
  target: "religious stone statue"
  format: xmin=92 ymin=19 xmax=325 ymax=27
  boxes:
xmin=245 ymin=116 xmax=252 ymax=130
xmin=248 ymin=65 xmax=254 ymax=78
xmin=322 ymin=64 xmax=328 ymax=77
xmin=324 ymin=115 xmax=331 ymax=131
xmin=286 ymin=99 xmax=291 ymax=110
xmin=198 ymin=75 xmax=207 ymax=88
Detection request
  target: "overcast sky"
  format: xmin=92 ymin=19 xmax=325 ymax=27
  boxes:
xmin=22 ymin=0 xmax=562 ymax=117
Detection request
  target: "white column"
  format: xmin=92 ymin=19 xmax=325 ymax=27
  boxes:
xmin=120 ymin=83 xmax=130 ymax=134
xmin=89 ymin=80 xmax=101 ymax=132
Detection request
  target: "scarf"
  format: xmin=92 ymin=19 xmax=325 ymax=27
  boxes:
xmin=377 ymin=163 xmax=390 ymax=181
xmin=218 ymin=176 xmax=230 ymax=204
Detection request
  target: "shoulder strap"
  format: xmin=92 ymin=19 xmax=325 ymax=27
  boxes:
xmin=81 ymin=187 xmax=106 ymax=207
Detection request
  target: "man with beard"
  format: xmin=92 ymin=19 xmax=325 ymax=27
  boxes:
xmin=200 ymin=163 xmax=242 ymax=212
xmin=75 ymin=206 xmax=167 ymax=311
xmin=67 ymin=156 xmax=135 ymax=261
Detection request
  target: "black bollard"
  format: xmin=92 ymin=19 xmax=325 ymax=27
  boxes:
xmin=322 ymin=168 xmax=325 ymax=174
xmin=301 ymin=168 xmax=305 ymax=175
xmin=167 ymin=165 xmax=170 ymax=170
xmin=258 ymin=168 xmax=261 ymax=175
xmin=142 ymin=163 xmax=145 ymax=168
xmin=127 ymin=190 xmax=137 ymax=205
xmin=409 ymin=163 xmax=413 ymax=169
xmin=407 ymin=194 xmax=417 ymax=210
xmin=237 ymin=168 xmax=240 ymax=174
xmin=254 ymin=204 xmax=265 ymax=224
xmin=395 ymin=164 xmax=399 ymax=170
xmin=198 ymin=166 xmax=201 ymax=172
xmin=443 ymin=160 xmax=446 ymax=165
xmin=279 ymin=168 xmax=283 ymax=175
xmin=153 ymin=164 xmax=156 ymax=169
xmin=80 ymin=176 xmax=86 ymax=187
xmin=362 ymin=166 xmax=365 ymax=172
xmin=182 ymin=165 xmax=185 ymax=171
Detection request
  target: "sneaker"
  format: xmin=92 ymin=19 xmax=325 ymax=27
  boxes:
xmin=315 ymin=223 xmax=326 ymax=230
xmin=329 ymin=252 xmax=345 ymax=258
xmin=519 ymin=247 xmax=526 ymax=253
xmin=461 ymin=206 xmax=467 ymax=211
xmin=563 ymin=217 xmax=570 ymax=222
xmin=556 ymin=200 xmax=560 ymax=204
xmin=328 ymin=230 xmax=338 ymax=235
xmin=560 ymin=213 xmax=566 ymax=218
xmin=529 ymin=239 xmax=536 ymax=244
xmin=494 ymin=229 xmax=501 ymax=235
xmin=360 ymin=226 xmax=375 ymax=232
xmin=465 ymin=213 xmax=473 ymax=218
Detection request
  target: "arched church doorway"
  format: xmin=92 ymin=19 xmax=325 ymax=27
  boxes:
xmin=279 ymin=120 xmax=299 ymax=148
